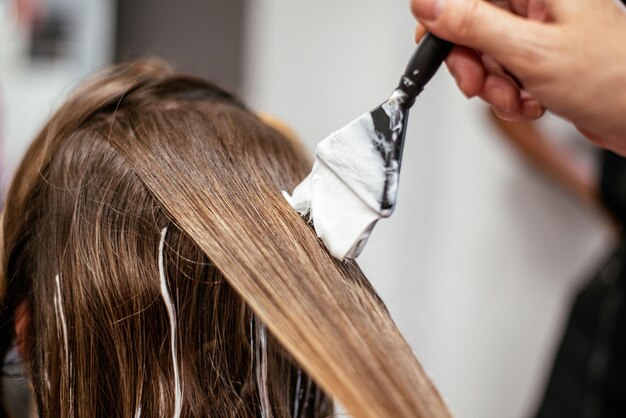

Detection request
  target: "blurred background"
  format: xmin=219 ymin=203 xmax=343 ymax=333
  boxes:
xmin=0 ymin=1 xmax=613 ymax=417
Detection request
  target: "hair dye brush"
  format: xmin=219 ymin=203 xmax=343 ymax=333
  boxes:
xmin=283 ymin=34 xmax=452 ymax=260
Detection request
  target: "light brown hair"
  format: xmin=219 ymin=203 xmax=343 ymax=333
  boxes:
xmin=0 ymin=60 xmax=450 ymax=417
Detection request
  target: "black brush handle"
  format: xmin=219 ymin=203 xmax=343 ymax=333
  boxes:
xmin=398 ymin=33 xmax=453 ymax=104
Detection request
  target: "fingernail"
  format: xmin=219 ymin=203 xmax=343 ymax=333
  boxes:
xmin=493 ymin=87 xmax=513 ymax=112
xmin=522 ymin=100 xmax=544 ymax=119
xmin=459 ymin=81 xmax=474 ymax=99
xmin=412 ymin=0 xmax=445 ymax=21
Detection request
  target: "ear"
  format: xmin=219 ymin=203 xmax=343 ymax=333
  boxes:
xmin=14 ymin=301 xmax=30 ymax=361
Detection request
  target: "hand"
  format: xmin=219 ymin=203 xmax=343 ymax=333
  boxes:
xmin=13 ymin=0 xmax=39 ymax=27
xmin=411 ymin=0 xmax=626 ymax=155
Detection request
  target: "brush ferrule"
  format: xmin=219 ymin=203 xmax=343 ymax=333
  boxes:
xmin=401 ymin=33 xmax=452 ymax=103
xmin=396 ymin=77 xmax=422 ymax=107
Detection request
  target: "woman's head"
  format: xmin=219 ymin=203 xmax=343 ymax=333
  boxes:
xmin=0 ymin=60 xmax=449 ymax=417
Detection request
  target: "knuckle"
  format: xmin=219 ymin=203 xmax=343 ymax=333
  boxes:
xmin=452 ymin=0 xmax=480 ymax=39
xmin=510 ymin=0 xmax=529 ymax=16
xmin=507 ymin=26 xmax=554 ymax=76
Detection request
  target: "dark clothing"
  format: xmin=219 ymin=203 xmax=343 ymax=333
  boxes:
xmin=536 ymin=151 xmax=626 ymax=418
xmin=600 ymin=151 xmax=626 ymax=225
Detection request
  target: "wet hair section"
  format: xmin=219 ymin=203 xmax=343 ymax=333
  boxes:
xmin=0 ymin=60 xmax=449 ymax=417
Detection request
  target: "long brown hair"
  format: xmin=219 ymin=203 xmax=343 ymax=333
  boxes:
xmin=0 ymin=60 xmax=450 ymax=417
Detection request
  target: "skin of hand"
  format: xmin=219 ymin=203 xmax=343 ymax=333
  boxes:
xmin=411 ymin=0 xmax=626 ymax=155
xmin=13 ymin=0 xmax=39 ymax=27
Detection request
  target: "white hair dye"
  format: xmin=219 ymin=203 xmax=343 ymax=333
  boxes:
xmin=292 ymin=368 xmax=302 ymax=417
xmin=53 ymin=273 xmax=73 ymax=414
xmin=158 ymin=227 xmax=183 ymax=418
xmin=283 ymin=90 xmax=408 ymax=261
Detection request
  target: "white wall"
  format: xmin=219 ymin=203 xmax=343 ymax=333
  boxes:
xmin=243 ymin=2 xmax=611 ymax=417
xmin=0 ymin=0 xmax=115 ymax=187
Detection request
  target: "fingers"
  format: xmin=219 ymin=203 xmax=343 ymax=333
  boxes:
xmin=520 ymin=99 xmax=546 ymax=119
xmin=527 ymin=0 xmax=551 ymax=21
xmin=575 ymin=126 xmax=609 ymax=149
xmin=411 ymin=0 xmax=547 ymax=70
xmin=509 ymin=0 xmax=529 ymax=16
xmin=445 ymin=47 xmax=545 ymax=120
xmin=481 ymin=73 xmax=520 ymax=113
xmin=446 ymin=47 xmax=521 ymax=110
xmin=411 ymin=1 xmax=550 ymax=119
xmin=536 ymin=0 xmax=590 ymax=21
xmin=414 ymin=23 xmax=427 ymax=42
xmin=492 ymin=100 xmax=545 ymax=121
xmin=446 ymin=46 xmax=485 ymax=98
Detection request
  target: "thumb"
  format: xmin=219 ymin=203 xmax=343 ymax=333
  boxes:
xmin=411 ymin=0 xmax=547 ymax=70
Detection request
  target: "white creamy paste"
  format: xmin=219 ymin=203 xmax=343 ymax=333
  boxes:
xmin=283 ymin=90 xmax=407 ymax=261
xmin=382 ymin=89 xmax=406 ymax=143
